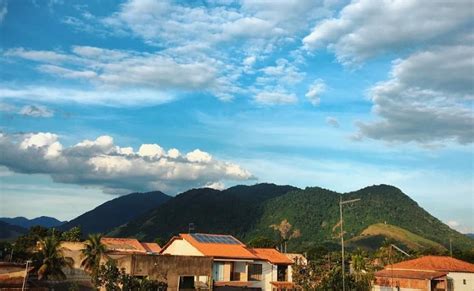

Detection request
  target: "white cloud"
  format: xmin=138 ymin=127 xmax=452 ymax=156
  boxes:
xmin=19 ymin=104 xmax=54 ymax=118
xmin=0 ymin=86 xmax=175 ymax=107
xmin=326 ymin=116 xmax=340 ymax=128
xmin=0 ymin=0 xmax=7 ymax=24
xmin=0 ymin=132 xmax=254 ymax=194
xmin=303 ymin=0 xmax=473 ymax=65
xmin=355 ymin=45 xmax=474 ymax=145
xmin=254 ymin=91 xmax=298 ymax=105
xmin=305 ymin=79 xmax=326 ymax=106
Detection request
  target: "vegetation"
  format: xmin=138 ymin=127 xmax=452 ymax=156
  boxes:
xmin=81 ymin=233 xmax=107 ymax=285
xmin=37 ymin=235 xmax=72 ymax=280
xmin=112 ymin=184 xmax=474 ymax=252
xmin=270 ymin=219 xmax=301 ymax=252
xmin=60 ymin=226 xmax=82 ymax=242
xmin=96 ymin=260 xmax=167 ymax=291
xmin=60 ymin=191 xmax=170 ymax=235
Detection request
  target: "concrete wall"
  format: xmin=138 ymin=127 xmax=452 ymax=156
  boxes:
xmin=161 ymin=239 xmax=202 ymax=256
xmin=130 ymin=254 xmax=213 ymax=290
xmin=448 ymin=272 xmax=474 ymax=291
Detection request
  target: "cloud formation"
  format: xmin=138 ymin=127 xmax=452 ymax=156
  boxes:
xmin=0 ymin=132 xmax=254 ymax=194
xmin=303 ymin=0 xmax=473 ymax=65
xmin=355 ymin=46 xmax=474 ymax=145
xmin=305 ymin=79 xmax=326 ymax=106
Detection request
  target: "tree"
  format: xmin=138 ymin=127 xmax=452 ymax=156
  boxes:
xmin=37 ymin=235 xmax=72 ymax=280
xmin=247 ymin=236 xmax=276 ymax=248
xmin=270 ymin=219 xmax=301 ymax=253
xmin=61 ymin=226 xmax=82 ymax=242
xmin=81 ymin=233 xmax=106 ymax=285
xmin=97 ymin=260 xmax=167 ymax=291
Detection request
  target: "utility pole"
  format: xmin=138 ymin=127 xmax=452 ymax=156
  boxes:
xmin=449 ymin=238 xmax=453 ymax=257
xmin=21 ymin=260 xmax=32 ymax=291
xmin=339 ymin=197 xmax=361 ymax=291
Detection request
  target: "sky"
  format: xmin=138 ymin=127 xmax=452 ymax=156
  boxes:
xmin=0 ymin=0 xmax=473 ymax=233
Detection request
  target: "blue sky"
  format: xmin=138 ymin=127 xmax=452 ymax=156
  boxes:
xmin=0 ymin=0 xmax=473 ymax=233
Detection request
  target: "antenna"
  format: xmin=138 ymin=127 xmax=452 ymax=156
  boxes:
xmin=188 ymin=222 xmax=195 ymax=233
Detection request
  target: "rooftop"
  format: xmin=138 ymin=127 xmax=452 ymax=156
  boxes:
xmin=385 ymin=256 xmax=474 ymax=273
xmin=250 ymin=248 xmax=293 ymax=265
xmin=179 ymin=233 xmax=258 ymax=260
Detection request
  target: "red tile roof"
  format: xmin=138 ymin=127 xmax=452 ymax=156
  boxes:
xmin=386 ymin=256 xmax=474 ymax=273
xmin=250 ymin=248 xmax=293 ymax=265
xmin=375 ymin=269 xmax=447 ymax=280
xmin=140 ymin=242 xmax=161 ymax=253
xmin=101 ymin=237 xmax=147 ymax=254
xmin=180 ymin=233 xmax=258 ymax=260
xmin=270 ymin=282 xmax=297 ymax=288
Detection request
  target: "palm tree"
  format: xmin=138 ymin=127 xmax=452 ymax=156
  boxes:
xmin=81 ymin=233 xmax=106 ymax=283
xmin=270 ymin=219 xmax=301 ymax=253
xmin=37 ymin=235 xmax=72 ymax=280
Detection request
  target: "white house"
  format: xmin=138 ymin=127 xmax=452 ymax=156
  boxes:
xmin=160 ymin=233 xmax=296 ymax=290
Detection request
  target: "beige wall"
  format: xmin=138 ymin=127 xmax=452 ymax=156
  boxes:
xmin=161 ymin=239 xmax=203 ymax=256
xmin=448 ymin=272 xmax=474 ymax=291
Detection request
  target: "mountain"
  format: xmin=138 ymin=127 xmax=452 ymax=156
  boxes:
xmin=0 ymin=216 xmax=64 ymax=229
xmin=466 ymin=234 xmax=474 ymax=239
xmin=0 ymin=221 xmax=28 ymax=240
xmin=59 ymin=191 xmax=171 ymax=235
xmin=112 ymin=184 xmax=474 ymax=252
xmin=347 ymin=223 xmax=446 ymax=251
xmin=109 ymin=183 xmax=298 ymax=240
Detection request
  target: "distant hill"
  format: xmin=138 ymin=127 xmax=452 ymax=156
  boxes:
xmin=109 ymin=183 xmax=298 ymax=239
xmin=0 ymin=221 xmax=27 ymax=240
xmin=0 ymin=216 xmax=64 ymax=229
xmin=466 ymin=233 xmax=474 ymax=239
xmin=59 ymin=191 xmax=171 ymax=235
xmin=347 ymin=223 xmax=446 ymax=251
xmin=111 ymin=184 xmax=474 ymax=252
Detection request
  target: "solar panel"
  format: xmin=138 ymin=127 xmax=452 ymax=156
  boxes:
xmin=191 ymin=233 xmax=240 ymax=245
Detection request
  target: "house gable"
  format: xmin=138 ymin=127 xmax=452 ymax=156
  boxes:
xmin=161 ymin=237 xmax=203 ymax=256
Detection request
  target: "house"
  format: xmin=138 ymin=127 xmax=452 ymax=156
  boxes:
xmin=160 ymin=233 xmax=296 ymax=290
xmin=373 ymin=255 xmax=474 ymax=291
xmin=61 ymin=237 xmax=213 ymax=290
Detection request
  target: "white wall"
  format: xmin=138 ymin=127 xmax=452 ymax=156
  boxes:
xmin=161 ymin=239 xmax=202 ymax=256
xmin=448 ymin=272 xmax=474 ymax=291
xmin=247 ymin=261 xmax=276 ymax=291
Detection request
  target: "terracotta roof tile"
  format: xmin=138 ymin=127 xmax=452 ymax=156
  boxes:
xmin=101 ymin=237 xmax=146 ymax=254
xmin=270 ymin=282 xmax=297 ymax=288
xmin=141 ymin=242 xmax=161 ymax=253
xmin=249 ymin=248 xmax=293 ymax=265
xmin=386 ymin=256 xmax=474 ymax=273
xmin=181 ymin=233 xmax=258 ymax=260
xmin=375 ymin=269 xmax=447 ymax=280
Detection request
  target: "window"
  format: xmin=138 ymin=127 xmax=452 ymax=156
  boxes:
xmin=277 ymin=265 xmax=288 ymax=281
xmin=213 ymin=262 xmax=225 ymax=281
xmin=248 ymin=264 xmax=263 ymax=281
xmin=463 ymin=279 xmax=467 ymax=285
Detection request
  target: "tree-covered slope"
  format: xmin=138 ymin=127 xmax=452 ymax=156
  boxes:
xmin=251 ymin=185 xmax=473 ymax=251
xmin=110 ymin=183 xmax=298 ymax=240
xmin=59 ymin=191 xmax=171 ymax=235
xmin=110 ymin=184 xmax=473 ymax=251
xmin=0 ymin=221 xmax=27 ymax=240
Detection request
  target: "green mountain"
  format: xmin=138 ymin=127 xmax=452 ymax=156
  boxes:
xmin=60 ymin=191 xmax=171 ymax=235
xmin=0 ymin=221 xmax=28 ymax=240
xmin=110 ymin=184 xmax=473 ymax=252
xmin=109 ymin=183 xmax=298 ymax=239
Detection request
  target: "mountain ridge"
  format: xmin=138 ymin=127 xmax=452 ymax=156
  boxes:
xmin=0 ymin=216 xmax=64 ymax=229
xmin=59 ymin=191 xmax=171 ymax=235
xmin=111 ymin=183 xmax=473 ymax=251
